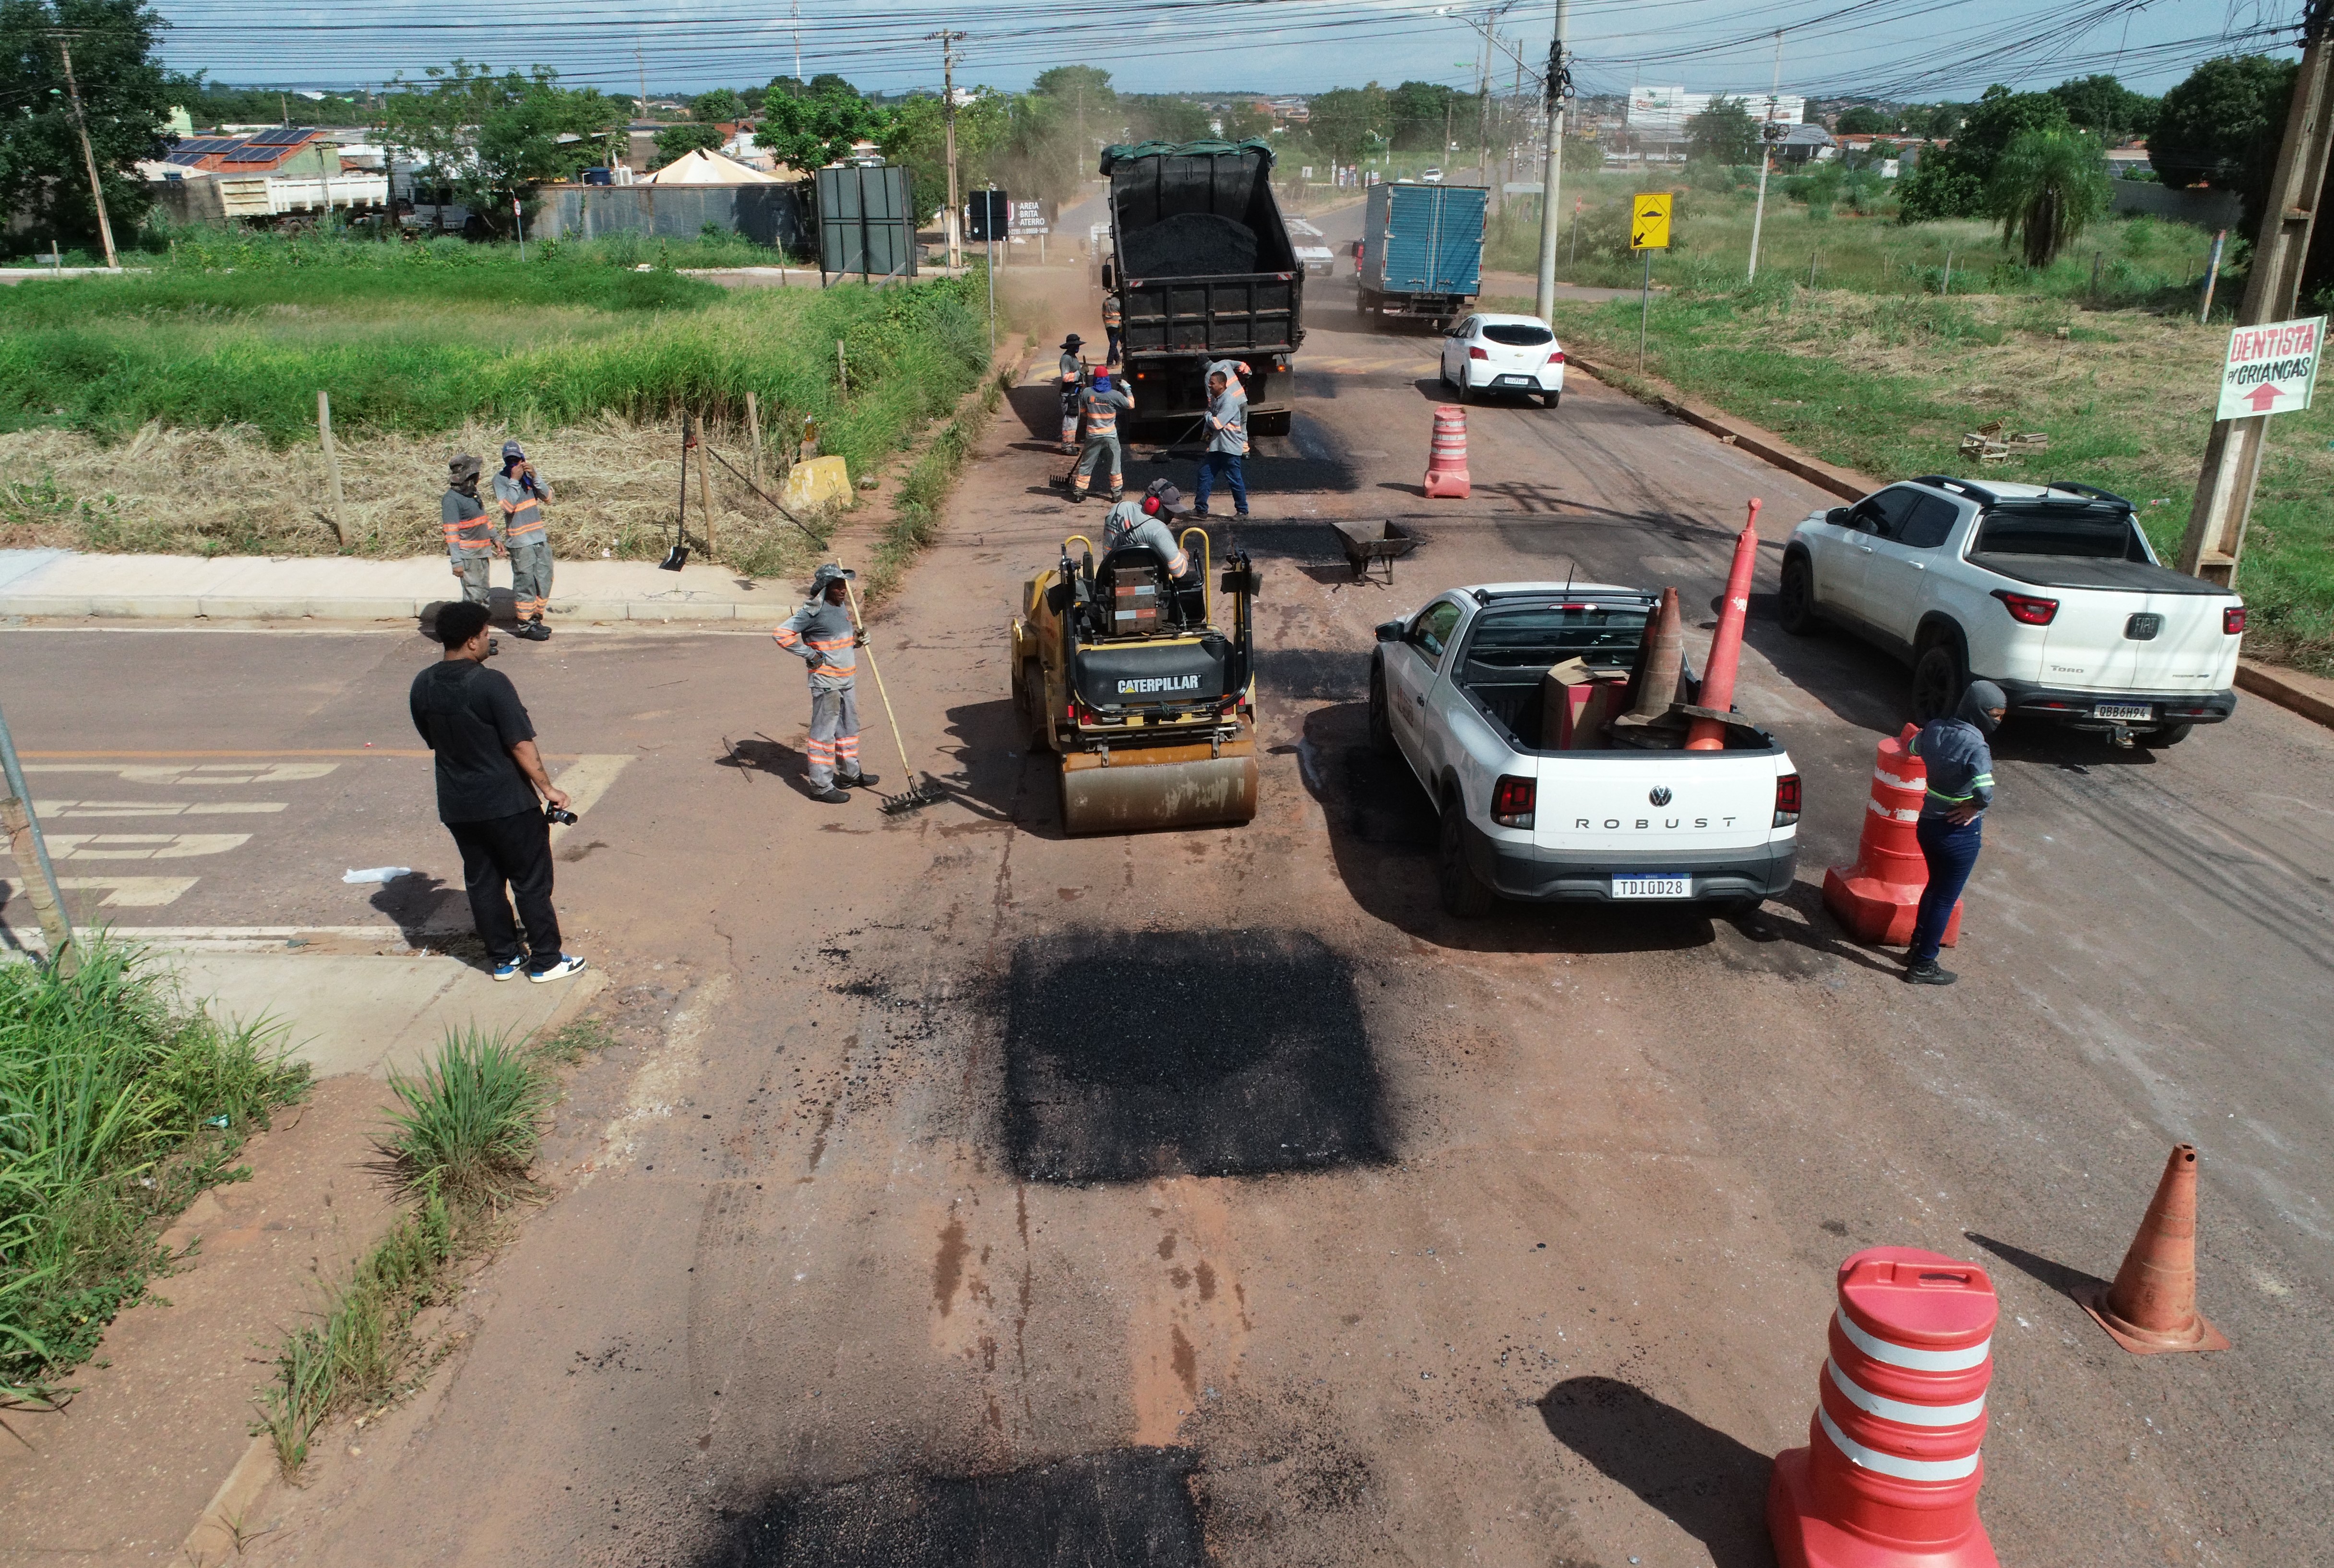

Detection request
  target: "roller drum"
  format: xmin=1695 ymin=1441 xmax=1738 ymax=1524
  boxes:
xmin=1058 ymin=752 xmax=1259 ymax=835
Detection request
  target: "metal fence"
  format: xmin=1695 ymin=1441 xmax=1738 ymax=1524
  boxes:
xmin=536 ymin=182 xmax=812 ymax=252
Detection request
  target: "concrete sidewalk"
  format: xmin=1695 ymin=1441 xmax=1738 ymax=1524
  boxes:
xmin=0 ymin=547 xmax=803 ymax=624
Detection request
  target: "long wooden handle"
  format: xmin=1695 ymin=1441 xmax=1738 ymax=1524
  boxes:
xmin=842 ymin=578 xmax=917 ymax=779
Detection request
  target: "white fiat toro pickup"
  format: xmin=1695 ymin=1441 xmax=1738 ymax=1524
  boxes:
xmin=1369 ymin=583 xmax=1802 ymax=918
xmin=1780 ymin=477 xmax=2245 ymax=745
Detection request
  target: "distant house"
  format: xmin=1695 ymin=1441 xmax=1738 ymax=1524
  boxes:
xmin=1774 ymin=123 xmax=1836 ymax=166
xmin=145 ymin=127 xmax=387 ymax=222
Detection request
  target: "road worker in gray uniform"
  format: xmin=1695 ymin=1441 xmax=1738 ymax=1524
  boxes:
xmin=1104 ymin=480 xmax=1202 ymax=623
xmin=493 ymin=440 xmax=556 ymax=641
xmin=1069 ymin=367 xmax=1134 ymax=504
xmin=441 ymin=454 xmax=496 ymax=608
xmin=1057 ymin=334 xmax=1086 ymax=453
xmin=773 ymin=564 xmax=881 ymax=804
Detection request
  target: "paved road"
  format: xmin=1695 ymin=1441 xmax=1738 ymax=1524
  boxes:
xmin=3 ymin=265 xmax=2329 ymax=1568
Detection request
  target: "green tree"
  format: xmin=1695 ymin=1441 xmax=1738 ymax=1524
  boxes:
xmin=1686 ymin=95 xmax=1759 ymax=164
xmin=1387 ymin=80 xmax=1454 ymax=151
xmin=1921 ymin=101 xmax=1969 ymax=140
xmin=1121 ymin=94 xmax=1210 ymax=144
xmin=653 ymin=122 xmax=726 ymax=166
xmin=755 ymin=76 xmax=892 ymax=169
xmin=880 ymin=91 xmax=1010 ymax=222
xmin=1219 ymin=101 xmax=1274 ymax=142
xmin=381 ymin=62 xmax=624 ymax=215
xmin=690 ymin=87 xmax=745 ymax=124
xmin=1896 ymin=84 xmax=2067 ymax=220
xmin=2153 ymin=54 xmax=2295 ymax=193
xmin=2046 ymin=73 xmax=2158 ymax=142
xmin=1989 ymin=127 xmax=2111 ymax=267
xmin=0 ymin=0 xmax=172 ymax=250
xmin=1835 ymin=105 xmax=1895 ymax=136
xmin=1030 ymin=66 xmax=1113 ymax=181
xmin=1306 ymin=83 xmax=1388 ymax=165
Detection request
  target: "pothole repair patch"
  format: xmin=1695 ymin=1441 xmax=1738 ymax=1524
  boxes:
xmin=1000 ymin=927 xmax=1391 ymax=1184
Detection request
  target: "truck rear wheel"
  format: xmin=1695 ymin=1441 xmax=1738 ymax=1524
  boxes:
xmin=1368 ymin=659 xmax=1397 ymax=754
xmin=2136 ymin=723 xmax=2192 ymax=748
xmin=1437 ymin=799 xmax=1498 ymax=918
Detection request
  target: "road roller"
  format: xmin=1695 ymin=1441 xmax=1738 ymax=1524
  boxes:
xmin=1009 ymin=527 xmax=1261 ymax=835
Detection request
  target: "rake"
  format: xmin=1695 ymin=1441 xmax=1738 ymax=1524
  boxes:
xmin=840 ymin=576 xmax=948 ymax=815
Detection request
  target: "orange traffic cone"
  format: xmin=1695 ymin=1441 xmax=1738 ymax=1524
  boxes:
xmin=2077 ymin=1143 xmax=2229 ymax=1354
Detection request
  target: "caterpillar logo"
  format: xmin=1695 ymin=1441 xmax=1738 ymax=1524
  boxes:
xmin=1117 ymin=675 xmax=1203 ymax=694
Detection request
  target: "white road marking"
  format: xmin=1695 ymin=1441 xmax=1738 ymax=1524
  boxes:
xmin=54 ymin=877 xmax=201 ymax=907
xmin=548 ymin=755 xmax=632 ymax=849
xmin=24 ymin=763 xmax=339 ymax=785
xmin=45 ymin=833 xmax=253 ymax=860
xmin=36 ymin=800 xmax=288 ymax=817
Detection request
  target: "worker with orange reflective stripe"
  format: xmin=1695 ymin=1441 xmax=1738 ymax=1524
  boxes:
xmin=493 ymin=440 xmax=557 ymax=641
xmin=1068 ymin=368 xmax=1133 ymax=504
xmin=441 ymin=454 xmax=495 ymax=608
xmin=773 ymin=564 xmax=880 ymax=804
xmin=1100 ymin=293 xmax=1124 ymax=365
xmin=1057 ymin=334 xmax=1086 ymax=453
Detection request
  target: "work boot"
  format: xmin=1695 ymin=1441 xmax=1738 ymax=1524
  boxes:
xmin=841 ymin=772 xmax=882 ymax=789
xmin=810 ymin=785 xmax=852 ymax=804
xmin=1902 ymin=959 xmax=1958 ymax=986
xmin=513 ymin=619 xmax=551 ymax=641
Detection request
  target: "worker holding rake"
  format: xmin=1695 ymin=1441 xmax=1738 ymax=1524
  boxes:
xmin=774 ymin=564 xmax=879 ymax=804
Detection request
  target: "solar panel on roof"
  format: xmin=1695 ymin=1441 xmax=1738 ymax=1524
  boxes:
xmin=247 ymin=127 xmax=314 ymax=146
xmin=165 ymin=152 xmax=209 ymax=166
xmin=174 ymin=136 xmax=236 ymax=153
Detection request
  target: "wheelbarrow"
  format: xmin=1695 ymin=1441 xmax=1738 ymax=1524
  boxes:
xmin=1331 ymin=519 xmax=1417 ymax=585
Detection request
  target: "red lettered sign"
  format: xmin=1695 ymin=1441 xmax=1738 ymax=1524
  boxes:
xmin=2216 ymin=315 xmax=2322 ymax=419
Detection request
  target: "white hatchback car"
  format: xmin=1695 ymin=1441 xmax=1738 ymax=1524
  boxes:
xmin=1439 ymin=313 xmax=1566 ymax=408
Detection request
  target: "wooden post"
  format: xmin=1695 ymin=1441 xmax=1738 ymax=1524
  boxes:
xmin=678 ymin=415 xmax=691 ymax=540
xmin=836 ymin=339 xmax=850 ymax=403
xmin=316 ymin=390 xmax=348 ymax=545
xmin=696 ymin=411 xmax=717 ymax=559
xmin=745 ymin=391 xmax=765 ymax=489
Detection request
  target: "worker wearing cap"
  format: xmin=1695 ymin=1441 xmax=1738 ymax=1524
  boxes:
xmin=493 ymin=440 xmax=557 ymax=641
xmin=1192 ymin=360 xmax=1251 ymax=519
xmin=1105 ymin=480 xmax=1203 ymax=622
xmin=1069 ymin=368 xmax=1134 ymax=505
xmin=442 ymin=455 xmax=496 ymax=608
xmin=774 ymin=564 xmax=881 ymax=804
xmin=1057 ymin=334 xmax=1086 ymax=453
xmin=1100 ymin=293 xmax=1124 ymax=366
xmin=1902 ymin=680 xmax=2006 ymax=987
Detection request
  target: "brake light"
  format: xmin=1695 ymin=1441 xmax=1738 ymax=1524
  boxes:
xmin=1548 ymin=350 xmax=1567 ymax=366
xmin=1993 ymin=590 xmax=2059 ymax=626
xmin=1468 ymin=345 xmax=1489 ymax=360
xmin=2224 ymin=605 xmax=2247 ymax=635
xmin=1774 ymin=772 xmax=1801 ymax=828
xmin=1491 ymin=774 xmax=1536 ymax=830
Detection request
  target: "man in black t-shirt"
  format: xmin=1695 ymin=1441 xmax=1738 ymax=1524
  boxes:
xmin=408 ymin=601 xmax=586 ymax=982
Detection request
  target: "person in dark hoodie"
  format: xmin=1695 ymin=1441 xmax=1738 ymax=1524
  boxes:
xmin=1904 ymin=679 xmax=2006 ymax=986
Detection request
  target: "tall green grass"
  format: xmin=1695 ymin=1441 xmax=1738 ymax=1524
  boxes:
xmin=380 ymin=1030 xmax=548 ymax=1206
xmin=0 ymin=942 xmax=308 ymax=1397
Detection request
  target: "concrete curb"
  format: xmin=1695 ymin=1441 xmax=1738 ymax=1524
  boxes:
xmin=2238 ymin=660 xmax=2334 ymax=732
xmin=1565 ymin=353 xmax=1883 ymax=504
xmin=180 ymin=1433 xmax=279 ymax=1567
xmin=0 ymin=593 xmax=772 ymax=624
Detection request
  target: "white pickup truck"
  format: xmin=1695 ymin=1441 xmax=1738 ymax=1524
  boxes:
xmin=1368 ymin=582 xmax=1802 ymax=917
xmin=1779 ymin=477 xmax=2245 ymax=746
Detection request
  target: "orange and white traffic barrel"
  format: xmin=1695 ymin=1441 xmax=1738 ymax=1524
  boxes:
xmin=1424 ymin=404 xmax=1470 ymax=499
xmin=1822 ymin=724 xmax=1960 ymax=947
xmin=1769 ymin=1247 xmax=1999 ymax=1568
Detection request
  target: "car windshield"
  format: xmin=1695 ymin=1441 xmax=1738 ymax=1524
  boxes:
xmin=1461 ymin=604 xmax=1649 ymax=675
xmin=1481 ymin=324 xmax=1555 ymax=347
xmin=1972 ymin=504 xmax=2148 ymax=560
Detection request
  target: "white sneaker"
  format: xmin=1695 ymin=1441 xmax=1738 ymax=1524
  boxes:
xmin=529 ymin=954 xmax=588 ymax=983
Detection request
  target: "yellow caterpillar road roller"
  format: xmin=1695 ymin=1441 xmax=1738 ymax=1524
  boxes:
xmin=1009 ymin=526 xmax=1261 ymax=834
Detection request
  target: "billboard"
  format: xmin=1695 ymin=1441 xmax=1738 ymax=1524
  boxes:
xmin=1627 ymin=88 xmax=1806 ymax=141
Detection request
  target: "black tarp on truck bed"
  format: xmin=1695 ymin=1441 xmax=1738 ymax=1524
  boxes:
xmin=1101 ymin=140 xmax=1302 ymax=364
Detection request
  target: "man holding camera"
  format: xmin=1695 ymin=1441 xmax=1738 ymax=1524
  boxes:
xmin=409 ymin=600 xmax=586 ymax=982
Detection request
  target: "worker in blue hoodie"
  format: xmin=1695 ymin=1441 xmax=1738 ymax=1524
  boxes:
xmin=1904 ymin=679 xmax=2006 ymax=986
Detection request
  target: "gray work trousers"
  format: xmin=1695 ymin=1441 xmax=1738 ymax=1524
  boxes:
xmin=1072 ymin=434 xmax=1122 ymax=499
xmin=453 ymin=555 xmax=492 ymax=606
xmin=806 ymin=684 xmax=864 ymax=788
xmin=509 ymin=537 xmax=553 ymax=621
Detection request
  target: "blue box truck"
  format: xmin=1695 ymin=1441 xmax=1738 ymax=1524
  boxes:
xmin=1355 ymin=181 xmax=1487 ymax=329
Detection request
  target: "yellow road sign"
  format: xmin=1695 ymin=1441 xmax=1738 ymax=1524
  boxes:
xmin=1631 ymin=192 xmax=1672 ymax=250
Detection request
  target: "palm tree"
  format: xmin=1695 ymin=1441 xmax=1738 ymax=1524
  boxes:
xmin=1988 ymin=129 xmax=2112 ymax=269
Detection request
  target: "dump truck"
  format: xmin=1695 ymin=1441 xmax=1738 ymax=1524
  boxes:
xmin=1354 ymin=181 xmax=1487 ymax=329
xmin=1097 ymin=139 xmax=1304 ymax=437
xmin=1011 ymin=526 xmax=1262 ymax=834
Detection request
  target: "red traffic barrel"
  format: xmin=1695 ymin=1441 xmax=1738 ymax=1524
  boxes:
xmin=1424 ymin=404 xmax=1471 ymax=498
xmin=1822 ymin=725 xmax=1961 ymax=948
xmin=1768 ymin=1247 xmax=1999 ymax=1568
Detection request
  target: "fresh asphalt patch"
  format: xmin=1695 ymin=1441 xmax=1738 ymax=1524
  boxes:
xmin=1000 ymin=928 xmax=1392 ymax=1185
xmin=703 ymin=1448 xmax=1206 ymax=1568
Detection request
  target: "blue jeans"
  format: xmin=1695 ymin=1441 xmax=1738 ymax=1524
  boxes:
xmin=1910 ymin=814 xmax=1982 ymax=964
xmin=1195 ymin=451 xmax=1248 ymax=515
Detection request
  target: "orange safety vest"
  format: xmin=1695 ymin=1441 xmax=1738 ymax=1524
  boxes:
xmin=1081 ymin=386 xmax=1126 ymax=440
xmin=442 ymin=490 xmax=493 ymax=554
xmin=1101 ymin=296 xmax=1123 ymax=328
xmin=496 ymin=474 xmax=546 ymax=539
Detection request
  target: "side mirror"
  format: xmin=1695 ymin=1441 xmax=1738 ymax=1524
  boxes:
xmin=1375 ymin=620 xmax=1403 ymax=642
xmin=1825 ymin=507 xmax=1850 ymax=528
xmin=1100 ymin=262 xmax=1115 ymax=290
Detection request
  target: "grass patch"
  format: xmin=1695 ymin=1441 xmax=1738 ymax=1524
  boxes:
xmin=0 ymin=941 xmax=308 ymax=1400
xmin=252 ymin=1018 xmax=595 ymax=1477
xmin=1518 ymin=281 xmax=2334 ymax=675
xmin=863 ymin=356 xmax=1013 ymax=606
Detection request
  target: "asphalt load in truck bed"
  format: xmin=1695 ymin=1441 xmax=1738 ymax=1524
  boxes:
xmin=1120 ymin=212 xmax=1261 ymax=279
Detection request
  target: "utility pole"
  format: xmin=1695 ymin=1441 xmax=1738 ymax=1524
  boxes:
xmin=791 ymin=0 xmax=803 ymax=86
xmin=930 ymin=30 xmax=965 ymax=272
xmin=1533 ymin=0 xmax=1570 ymax=322
xmin=1746 ymin=29 xmax=1784 ymax=284
xmin=636 ymin=43 xmax=648 ymax=121
xmin=55 ymin=38 xmax=119 ymax=271
xmin=2179 ymin=0 xmax=2333 ymax=585
xmin=1476 ymin=24 xmax=1492 ymax=187
xmin=0 ymin=699 xmax=76 ymax=976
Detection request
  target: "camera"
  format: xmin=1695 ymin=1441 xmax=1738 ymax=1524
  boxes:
xmin=544 ymin=804 xmax=578 ymax=825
